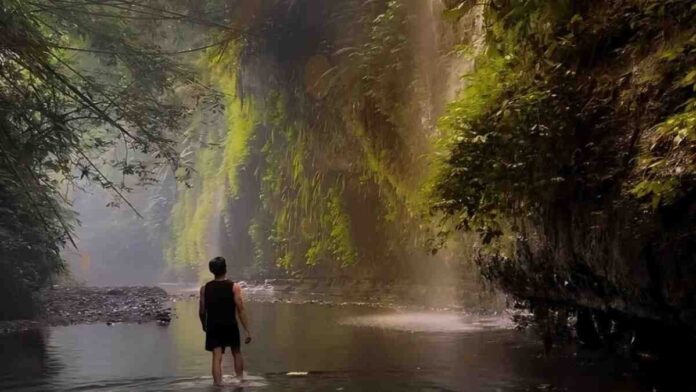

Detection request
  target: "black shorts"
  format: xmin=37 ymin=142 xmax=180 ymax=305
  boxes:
xmin=205 ymin=323 xmax=240 ymax=352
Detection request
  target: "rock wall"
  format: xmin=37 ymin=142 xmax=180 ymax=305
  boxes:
xmin=431 ymin=0 xmax=696 ymax=348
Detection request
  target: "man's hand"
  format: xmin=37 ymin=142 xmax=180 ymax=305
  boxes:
xmin=234 ymin=283 xmax=252 ymax=345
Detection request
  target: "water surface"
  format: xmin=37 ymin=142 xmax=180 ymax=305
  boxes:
xmin=0 ymin=299 xmax=648 ymax=391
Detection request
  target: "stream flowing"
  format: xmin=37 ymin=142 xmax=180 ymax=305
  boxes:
xmin=0 ymin=298 xmax=648 ymax=391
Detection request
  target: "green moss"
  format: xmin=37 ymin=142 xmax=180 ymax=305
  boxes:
xmin=167 ymin=51 xmax=257 ymax=277
xmin=169 ymin=129 xmax=225 ymax=270
xmin=303 ymin=186 xmax=357 ymax=267
xmin=214 ymin=68 xmax=257 ymax=197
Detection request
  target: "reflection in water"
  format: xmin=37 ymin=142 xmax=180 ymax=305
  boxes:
xmin=0 ymin=300 xmax=648 ymax=391
xmin=342 ymin=312 xmax=514 ymax=332
xmin=0 ymin=329 xmax=59 ymax=390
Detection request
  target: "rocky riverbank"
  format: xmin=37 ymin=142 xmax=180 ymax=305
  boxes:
xmin=0 ymin=286 xmax=172 ymax=334
xmin=1 ymin=279 xmax=505 ymax=334
xmin=171 ymin=278 xmax=507 ymax=315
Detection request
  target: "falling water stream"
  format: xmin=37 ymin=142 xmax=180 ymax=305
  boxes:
xmin=0 ymin=298 xmax=649 ymax=391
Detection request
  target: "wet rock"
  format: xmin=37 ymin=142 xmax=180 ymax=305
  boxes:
xmin=156 ymin=311 xmax=171 ymax=322
xmin=576 ymin=308 xmax=602 ymax=348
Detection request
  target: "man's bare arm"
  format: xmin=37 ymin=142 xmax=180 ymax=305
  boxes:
xmin=233 ymin=283 xmax=251 ymax=342
xmin=198 ymin=286 xmax=206 ymax=331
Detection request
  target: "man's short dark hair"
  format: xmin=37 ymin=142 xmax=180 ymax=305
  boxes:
xmin=209 ymin=256 xmax=226 ymax=277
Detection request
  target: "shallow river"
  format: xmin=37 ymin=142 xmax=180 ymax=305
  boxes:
xmin=0 ymin=299 xmax=649 ymax=391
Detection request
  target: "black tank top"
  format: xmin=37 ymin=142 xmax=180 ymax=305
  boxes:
xmin=204 ymin=280 xmax=237 ymax=327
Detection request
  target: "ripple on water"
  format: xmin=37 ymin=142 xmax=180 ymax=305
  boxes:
xmin=68 ymin=375 xmax=269 ymax=391
xmin=164 ymin=375 xmax=268 ymax=390
xmin=341 ymin=311 xmax=514 ymax=333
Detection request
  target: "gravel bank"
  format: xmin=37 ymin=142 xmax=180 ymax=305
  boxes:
xmin=0 ymin=286 xmax=172 ymax=334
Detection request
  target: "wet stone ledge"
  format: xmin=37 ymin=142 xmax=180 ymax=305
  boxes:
xmin=0 ymin=286 xmax=172 ymax=334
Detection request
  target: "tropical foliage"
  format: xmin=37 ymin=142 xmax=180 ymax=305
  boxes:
xmin=0 ymin=0 xmax=217 ymax=318
xmin=436 ymin=0 xmax=695 ymax=229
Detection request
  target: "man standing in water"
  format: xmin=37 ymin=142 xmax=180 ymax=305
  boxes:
xmin=199 ymin=256 xmax=252 ymax=385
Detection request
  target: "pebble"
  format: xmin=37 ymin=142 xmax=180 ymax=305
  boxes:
xmin=1 ymin=286 xmax=171 ymax=334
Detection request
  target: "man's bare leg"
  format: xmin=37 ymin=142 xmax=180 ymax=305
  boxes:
xmin=212 ymin=347 xmax=224 ymax=386
xmin=231 ymin=350 xmax=244 ymax=381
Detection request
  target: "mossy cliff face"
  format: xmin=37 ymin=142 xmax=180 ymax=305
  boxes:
xmin=166 ymin=52 xmax=260 ymax=280
xmin=435 ymin=0 xmax=695 ymax=332
xmin=166 ymin=0 xmax=488 ymax=283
